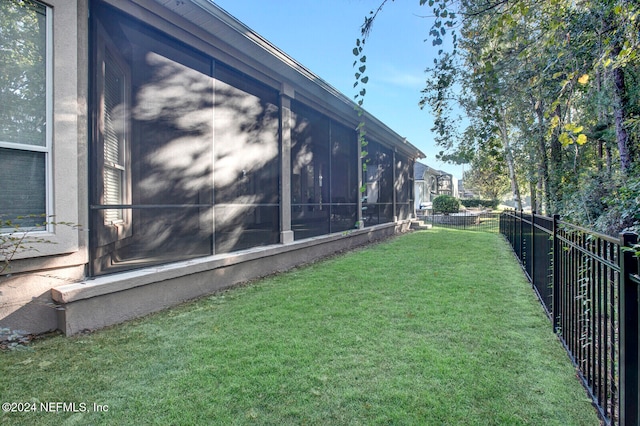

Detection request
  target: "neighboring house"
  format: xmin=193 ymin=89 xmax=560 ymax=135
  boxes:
xmin=0 ymin=0 xmax=424 ymax=335
xmin=414 ymin=162 xmax=438 ymax=212
xmin=458 ymin=180 xmax=475 ymax=199
xmin=413 ymin=162 xmax=457 ymax=214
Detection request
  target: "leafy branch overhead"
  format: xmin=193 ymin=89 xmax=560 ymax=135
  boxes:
xmin=353 ymin=0 xmax=640 ymax=233
xmin=352 ymin=38 xmax=368 ymax=106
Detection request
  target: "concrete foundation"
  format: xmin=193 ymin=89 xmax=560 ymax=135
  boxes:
xmin=52 ymin=221 xmax=411 ymax=335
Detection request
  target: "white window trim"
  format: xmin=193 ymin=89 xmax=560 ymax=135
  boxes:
xmin=44 ymin=3 xmax=54 ymax=233
xmin=0 ymin=2 xmax=53 ymax=235
xmin=2 ymin=0 xmax=84 ymax=264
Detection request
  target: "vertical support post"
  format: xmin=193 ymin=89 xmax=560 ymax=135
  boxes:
xmin=619 ymin=232 xmax=639 ymax=426
xmin=519 ymin=209 xmax=524 ymax=262
xmin=392 ymin=150 xmax=397 ymax=222
xmin=510 ymin=209 xmax=515 ymax=245
xmin=279 ymin=83 xmax=295 ymax=244
xmin=552 ymin=214 xmax=560 ymax=333
xmin=531 ymin=211 xmax=536 ymax=289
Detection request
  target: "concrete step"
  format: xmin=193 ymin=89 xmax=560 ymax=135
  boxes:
xmin=410 ymin=220 xmax=432 ymax=230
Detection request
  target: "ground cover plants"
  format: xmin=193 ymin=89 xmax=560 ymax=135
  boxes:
xmin=0 ymin=229 xmax=599 ymax=425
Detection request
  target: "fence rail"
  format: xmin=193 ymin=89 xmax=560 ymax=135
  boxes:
xmin=422 ymin=210 xmax=500 ymax=233
xmin=500 ymin=210 xmax=639 ymax=426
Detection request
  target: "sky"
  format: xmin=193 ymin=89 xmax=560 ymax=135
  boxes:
xmin=212 ymin=0 xmax=466 ymax=179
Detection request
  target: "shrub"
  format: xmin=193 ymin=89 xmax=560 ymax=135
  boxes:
xmin=433 ymin=195 xmax=460 ymax=214
xmin=460 ymin=199 xmax=499 ymax=210
xmin=594 ymin=172 xmax=640 ymax=236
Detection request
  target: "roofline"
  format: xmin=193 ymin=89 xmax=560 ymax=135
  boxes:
xmin=129 ymin=0 xmax=425 ymax=159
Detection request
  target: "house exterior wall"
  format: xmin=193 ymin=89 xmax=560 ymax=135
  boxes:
xmin=0 ymin=0 xmax=89 ymax=335
xmin=1 ymin=0 xmax=423 ymax=336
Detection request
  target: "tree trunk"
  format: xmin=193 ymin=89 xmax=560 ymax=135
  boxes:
xmin=534 ymin=98 xmax=549 ymax=214
xmin=548 ymin=105 xmax=563 ymax=214
xmin=612 ymin=59 xmax=632 ymax=173
xmin=608 ymin=2 xmax=636 ymax=174
xmin=499 ymin=111 xmax=522 ymax=210
xmin=529 ymin=181 xmax=537 ymax=213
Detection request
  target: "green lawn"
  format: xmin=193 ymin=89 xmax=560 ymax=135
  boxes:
xmin=1 ymin=229 xmax=599 ymax=425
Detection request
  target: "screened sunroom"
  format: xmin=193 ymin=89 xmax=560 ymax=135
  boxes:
xmin=1 ymin=0 xmax=423 ymax=335
xmin=89 ymin=0 xmax=419 ymax=277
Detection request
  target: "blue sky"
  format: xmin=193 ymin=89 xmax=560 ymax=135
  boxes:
xmin=213 ymin=0 xmax=465 ymax=178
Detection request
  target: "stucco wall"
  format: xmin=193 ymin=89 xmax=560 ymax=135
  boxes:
xmin=54 ymin=222 xmax=411 ymax=335
xmin=0 ymin=0 xmax=89 ymax=337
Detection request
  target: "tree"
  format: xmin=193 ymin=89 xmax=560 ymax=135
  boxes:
xmin=355 ymin=0 xmax=639 ymax=230
xmin=463 ymin=144 xmax=510 ymax=201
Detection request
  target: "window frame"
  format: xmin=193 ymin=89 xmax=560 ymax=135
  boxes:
xmin=0 ymin=1 xmax=53 ymax=233
xmin=0 ymin=0 xmax=83 ymax=267
xmin=93 ymin=19 xmax=133 ymax=245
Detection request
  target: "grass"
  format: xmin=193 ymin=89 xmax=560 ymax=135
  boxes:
xmin=0 ymin=229 xmax=599 ymax=425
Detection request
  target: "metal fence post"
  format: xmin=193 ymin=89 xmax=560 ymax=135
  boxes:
xmin=620 ymin=232 xmax=639 ymax=426
xmin=519 ymin=209 xmax=523 ymax=261
xmin=552 ymin=214 xmax=560 ymax=333
xmin=531 ymin=211 xmax=536 ymax=290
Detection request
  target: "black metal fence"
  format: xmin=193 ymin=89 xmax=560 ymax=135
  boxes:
xmin=423 ymin=210 xmax=500 ymax=233
xmin=500 ymin=210 xmax=640 ymax=426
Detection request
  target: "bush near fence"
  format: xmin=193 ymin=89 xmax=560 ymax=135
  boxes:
xmin=460 ymin=199 xmax=499 ymax=210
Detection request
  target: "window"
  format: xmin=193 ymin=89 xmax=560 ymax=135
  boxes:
xmin=291 ymin=102 xmax=330 ymax=239
xmin=102 ymin=50 xmax=128 ymax=224
xmin=330 ymin=122 xmax=358 ymax=232
xmin=290 ymin=102 xmax=359 ymax=239
xmin=213 ymin=63 xmax=280 ymax=253
xmin=93 ymin=18 xmax=132 ymax=248
xmin=362 ymin=141 xmax=393 ymax=226
xmin=0 ymin=0 xmax=51 ymax=229
xmin=396 ymin=155 xmax=412 ymax=220
xmin=91 ymin=5 xmax=218 ymax=274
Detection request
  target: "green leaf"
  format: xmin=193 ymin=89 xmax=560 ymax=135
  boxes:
xmin=559 ymin=132 xmax=571 ymax=146
xmin=360 ymin=55 xmax=367 ymax=63
xmin=353 ymin=47 xmax=359 ymax=56
xmin=576 ymin=134 xmax=587 ymax=145
xmin=359 ymin=65 xmax=366 ymax=73
xmin=361 ymin=76 xmax=369 ymax=84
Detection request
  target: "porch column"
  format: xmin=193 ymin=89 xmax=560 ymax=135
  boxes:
xmin=393 ymin=149 xmax=398 ymax=222
xmin=279 ymin=83 xmax=295 ymax=244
